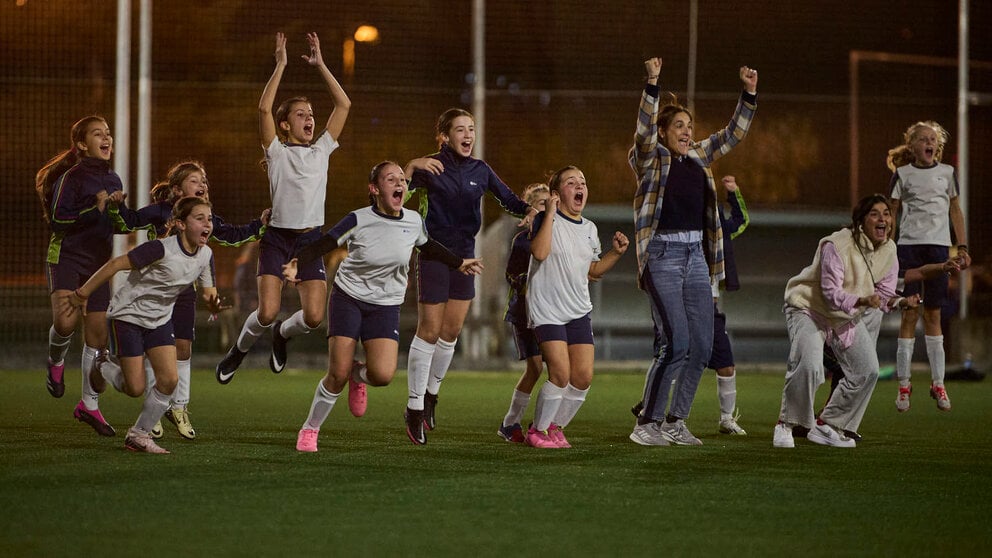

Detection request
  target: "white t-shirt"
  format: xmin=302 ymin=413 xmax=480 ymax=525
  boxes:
xmin=890 ymin=162 xmax=958 ymax=246
xmin=332 ymin=207 xmax=429 ymax=306
xmin=266 ymin=132 xmax=339 ymax=229
xmin=107 ymin=235 xmax=214 ymax=329
xmin=526 ymin=211 xmax=601 ymax=327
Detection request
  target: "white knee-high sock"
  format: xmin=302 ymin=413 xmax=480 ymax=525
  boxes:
xmin=896 ymin=338 xmax=915 ymax=386
xmin=925 ymin=335 xmax=946 ymax=385
xmin=426 ymin=338 xmax=457 ymax=395
xmin=172 ymin=359 xmax=191 ymax=407
xmin=502 ymin=389 xmax=531 ymax=428
xmin=100 ymin=356 xmax=126 ymax=393
xmin=48 ymin=326 xmax=73 ymax=364
xmin=553 ymin=384 xmax=589 ymax=429
xmin=717 ymin=373 xmax=737 ymax=417
xmin=280 ymin=310 xmax=315 ymax=339
xmin=303 ymin=381 xmax=340 ymax=431
xmin=143 ymin=358 xmax=156 ymax=395
xmin=134 ymin=387 xmax=172 ymax=434
xmin=533 ymin=381 xmax=566 ymax=431
xmin=81 ymin=345 xmax=101 ymax=410
xmin=406 ymin=336 xmax=435 ymax=411
xmin=236 ymin=310 xmax=271 ymax=352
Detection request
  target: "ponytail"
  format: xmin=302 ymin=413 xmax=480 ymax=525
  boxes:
xmin=35 ymin=116 xmax=106 ymax=223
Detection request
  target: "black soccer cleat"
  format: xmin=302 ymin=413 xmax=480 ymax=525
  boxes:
xmin=423 ymin=392 xmax=438 ymax=431
xmin=216 ymin=346 xmax=247 ymax=385
xmin=269 ymin=320 xmax=288 ymax=374
xmin=405 ymin=407 xmax=427 ymax=445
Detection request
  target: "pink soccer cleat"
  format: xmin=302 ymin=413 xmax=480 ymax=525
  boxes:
xmin=348 ymin=361 xmax=368 ymax=418
xmin=296 ymin=428 xmax=319 ymax=452
xmin=525 ymin=425 xmax=559 ymax=449
xmin=73 ymin=400 xmax=116 ymax=437
xmin=46 ymin=359 xmax=65 ymax=398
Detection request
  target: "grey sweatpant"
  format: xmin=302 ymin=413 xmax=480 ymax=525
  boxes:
xmin=779 ymin=307 xmax=881 ymax=433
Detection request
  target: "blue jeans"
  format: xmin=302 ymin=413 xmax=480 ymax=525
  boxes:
xmin=640 ymin=237 xmax=714 ymax=421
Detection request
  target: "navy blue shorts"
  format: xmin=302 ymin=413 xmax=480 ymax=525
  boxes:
xmin=510 ymin=322 xmax=540 ymax=360
xmin=897 ymin=244 xmax=949 ymax=309
xmin=326 ymin=284 xmax=401 ymax=341
xmin=258 ymin=227 xmax=326 ymax=282
xmin=171 ymin=286 xmax=197 ymax=341
xmin=47 ymin=260 xmax=112 ymax=313
xmin=707 ymin=306 xmax=734 ymax=370
xmin=534 ymin=314 xmax=594 ymax=346
xmin=417 ymin=254 xmax=474 ymax=303
xmin=108 ymin=318 xmax=175 ymax=358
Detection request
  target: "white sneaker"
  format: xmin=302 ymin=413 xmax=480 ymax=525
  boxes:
xmin=719 ymin=411 xmax=747 ymax=435
xmin=659 ymin=419 xmax=703 ymax=446
xmin=930 ymin=383 xmax=951 ymax=411
xmin=124 ymin=427 xmax=170 ymax=454
xmin=895 ymin=384 xmax=912 ymax=413
xmin=629 ymin=422 xmax=670 ymax=446
xmin=772 ymin=422 xmax=795 ymax=448
xmin=807 ymin=422 xmax=856 ymax=448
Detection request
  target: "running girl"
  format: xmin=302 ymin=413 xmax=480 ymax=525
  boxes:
xmin=402 ymin=108 xmax=537 ymax=444
xmin=217 ymin=31 xmax=351 ymax=383
xmin=62 ymin=196 xmax=222 ymax=454
xmin=525 ymin=166 xmax=628 ymax=448
xmin=283 ymin=162 xmax=482 ymax=451
xmin=111 ymin=160 xmax=268 ymax=439
xmin=496 ymin=183 xmax=550 ymax=443
xmin=36 ymin=115 xmax=123 ymax=437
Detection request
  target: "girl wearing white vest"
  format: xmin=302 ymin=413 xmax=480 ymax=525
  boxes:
xmin=773 ymin=194 xmax=918 ymax=448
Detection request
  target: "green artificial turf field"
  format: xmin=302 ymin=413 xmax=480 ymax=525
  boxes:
xmin=2 ymin=367 xmax=990 ymax=557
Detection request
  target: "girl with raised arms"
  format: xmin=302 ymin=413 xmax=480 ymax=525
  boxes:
xmin=217 ymin=31 xmax=350 ymax=383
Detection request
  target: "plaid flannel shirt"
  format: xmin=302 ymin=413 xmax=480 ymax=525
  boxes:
xmin=628 ymin=83 xmax=757 ymax=289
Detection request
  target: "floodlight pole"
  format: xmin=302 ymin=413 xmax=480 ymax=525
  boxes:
xmin=468 ymin=0 xmax=486 ymax=361
xmin=957 ymin=0 xmax=969 ymax=319
xmin=113 ymin=0 xmax=131 ymax=261
xmin=135 ymin=0 xmax=152 ymax=244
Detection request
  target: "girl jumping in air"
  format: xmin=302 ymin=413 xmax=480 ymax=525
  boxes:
xmin=63 ymin=196 xmax=223 ymax=454
xmin=217 ymin=31 xmax=351 ymax=383
xmin=402 ymin=108 xmax=537 ymax=444
xmin=524 ymin=166 xmax=628 ymax=448
xmin=887 ymin=121 xmax=971 ymax=412
xmin=283 ymin=162 xmax=482 ymax=451
xmin=37 ymin=115 xmax=124 ymax=437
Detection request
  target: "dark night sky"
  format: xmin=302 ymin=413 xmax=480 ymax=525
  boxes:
xmin=1 ymin=0 xmax=989 ymax=280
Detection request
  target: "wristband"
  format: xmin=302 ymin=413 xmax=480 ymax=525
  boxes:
xmin=957 ymin=244 xmax=968 ymax=252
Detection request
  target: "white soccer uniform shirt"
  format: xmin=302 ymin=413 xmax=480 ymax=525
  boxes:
xmin=265 ymin=132 xmax=339 ymax=229
xmin=526 ymin=211 xmax=601 ymax=327
xmin=107 ymin=235 xmax=214 ymax=329
xmin=331 ymin=207 xmax=430 ymax=306
xmin=890 ymin=163 xmax=958 ymax=246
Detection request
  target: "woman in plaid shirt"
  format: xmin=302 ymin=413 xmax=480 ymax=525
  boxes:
xmin=628 ymin=57 xmax=758 ymax=447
